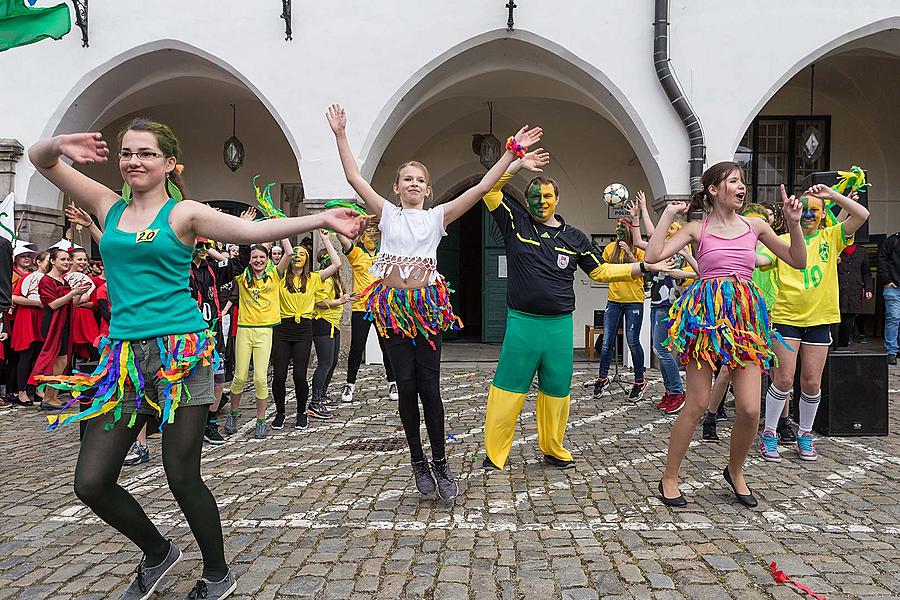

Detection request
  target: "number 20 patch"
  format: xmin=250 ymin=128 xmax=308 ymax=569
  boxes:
xmin=135 ymin=228 xmax=159 ymax=244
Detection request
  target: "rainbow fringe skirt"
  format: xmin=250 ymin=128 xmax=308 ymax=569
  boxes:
xmin=664 ymin=277 xmax=783 ymax=372
xmin=40 ymin=330 xmax=219 ymax=431
xmin=363 ymin=278 xmax=462 ymax=349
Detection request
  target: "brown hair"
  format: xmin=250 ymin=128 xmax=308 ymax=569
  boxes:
xmin=285 ymin=246 xmax=311 ymax=294
xmin=688 ymin=161 xmax=746 ymax=216
xmin=610 ymin=219 xmax=637 ymax=264
xmin=35 ymin=250 xmax=50 ymax=273
xmin=526 ymin=176 xmax=560 ymax=198
xmin=48 ymin=247 xmax=70 ymax=264
xmin=117 ymin=117 xmax=188 ymax=199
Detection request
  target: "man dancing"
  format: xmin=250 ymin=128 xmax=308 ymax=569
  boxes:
xmin=482 ymin=151 xmax=669 ymax=470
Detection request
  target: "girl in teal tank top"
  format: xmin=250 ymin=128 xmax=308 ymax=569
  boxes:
xmin=29 ymin=118 xmax=366 ymax=598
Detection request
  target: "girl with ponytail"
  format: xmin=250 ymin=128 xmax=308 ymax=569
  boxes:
xmin=28 ymin=117 xmax=365 ymax=599
xmin=645 ymin=161 xmax=806 ymax=510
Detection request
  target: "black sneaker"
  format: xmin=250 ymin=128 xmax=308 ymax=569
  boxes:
xmin=628 ymin=380 xmax=648 ymax=401
xmin=482 ymin=456 xmax=501 ymax=470
xmin=890 ymin=355 xmax=898 ymax=366
xmin=543 ymin=454 xmax=575 ymax=469
xmin=777 ymin=416 xmax=797 ymax=443
xmin=324 ymin=395 xmax=340 ymax=409
xmin=271 ymin=413 xmax=286 ymax=430
xmin=716 ymin=403 xmax=729 ymax=421
xmin=307 ymin=403 xmax=333 ymax=419
xmin=592 ymin=377 xmax=609 ymax=399
xmin=411 ymin=460 xmax=436 ymax=495
xmin=431 ymin=458 xmax=458 ymax=499
xmin=295 ymin=413 xmax=309 ymax=429
xmin=702 ymin=411 xmax=719 ymax=441
xmin=204 ymin=423 xmax=225 ymax=445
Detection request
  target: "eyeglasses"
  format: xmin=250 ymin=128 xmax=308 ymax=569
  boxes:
xmin=117 ymin=150 xmax=166 ymax=161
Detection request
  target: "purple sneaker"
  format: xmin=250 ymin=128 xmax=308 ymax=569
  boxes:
xmin=758 ymin=429 xmax=781 ymax=462
xmin=797 ymin=432 xmax=818 ymax=461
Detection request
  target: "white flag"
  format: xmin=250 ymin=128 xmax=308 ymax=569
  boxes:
xmin=0 ymin=193 xmax=15 ymax=243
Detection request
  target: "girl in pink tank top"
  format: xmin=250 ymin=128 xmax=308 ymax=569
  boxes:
xmin=644 ymin=161 xmax=806 ymax=509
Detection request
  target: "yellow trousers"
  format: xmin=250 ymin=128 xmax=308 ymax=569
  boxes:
xmin=230 ymin=326 xmax=273 ymax=400
xmin=484 ymin=385 xmax=572 ymax=469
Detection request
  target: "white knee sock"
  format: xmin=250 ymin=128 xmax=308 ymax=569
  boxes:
xmin=764 ymin=384 xmax=790 ymax=432
xmin=798 ymin=390 xmax=821 ymax=435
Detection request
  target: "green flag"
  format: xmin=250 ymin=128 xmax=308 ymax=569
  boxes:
xmin=0 ymin=0 xmax=71 ymax=53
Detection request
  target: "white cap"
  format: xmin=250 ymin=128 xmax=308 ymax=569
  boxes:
xmin=49 ymin=239 xmax=83 ymax=251
xmin=12 ymin=240 xmax=36 ymax=258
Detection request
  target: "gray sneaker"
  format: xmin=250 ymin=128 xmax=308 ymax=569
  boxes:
xmin=431 ymin=458 xmax=458 ymax=500
xmin=254 ymin=421 xmax=267 ymax=439
xmin=186 ymin=568 xmax=237 ymax=599
xmin=223 ymin=413 xmax=238 ymax=435
xmin=119 ymin=541 xmax=182 ymax=600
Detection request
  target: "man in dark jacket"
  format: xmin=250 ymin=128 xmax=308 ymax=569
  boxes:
xmin=877 ymin=232 xmax=900 ymax=363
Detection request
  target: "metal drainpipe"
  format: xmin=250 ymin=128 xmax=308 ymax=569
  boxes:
xmin=653 ymin=0 xmax=705 ymax=192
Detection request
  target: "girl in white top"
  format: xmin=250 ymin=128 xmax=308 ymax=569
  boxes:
xmin=327 ymin=103 xmax=541 ymax=500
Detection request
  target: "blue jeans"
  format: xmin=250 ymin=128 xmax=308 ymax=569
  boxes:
xmin=883 ymin=287 xmax=900 ymax=355
xmin=652 ymin=306 xmax=683 ymax=394
xmin=597 ymin=301 xmax=645 ymax=381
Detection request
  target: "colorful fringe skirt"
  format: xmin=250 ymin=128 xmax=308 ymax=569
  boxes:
xmin=40 ymin=329 xmax=219 ymax=431
xmin=363 ymin=277 xmax=462 ymax=349
xmin=664 ymin=277 xmax=782 ymax=372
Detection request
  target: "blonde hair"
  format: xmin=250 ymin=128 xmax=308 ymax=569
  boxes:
xmin=394 ymin=161 xmax=431 ymax=187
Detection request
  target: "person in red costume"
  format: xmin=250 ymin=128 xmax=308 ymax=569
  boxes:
xmin=10 ymin=250 xmax=48 ymax=406
xmin=67 ymin=247 xmax=100 ymax=362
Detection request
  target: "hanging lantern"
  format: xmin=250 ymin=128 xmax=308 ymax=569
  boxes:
xmin=224 ymin=103 xmax=244 ymax=172
xmin=472 ymin=101 xmax=502 ymax=170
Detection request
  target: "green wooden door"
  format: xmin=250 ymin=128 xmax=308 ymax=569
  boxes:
xmin=482 ymin=206 xmax=508 ymax=342
xmin=437 ymin=219 xmax=461 ymax=341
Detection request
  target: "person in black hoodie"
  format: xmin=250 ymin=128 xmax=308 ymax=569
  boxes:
xmin=877 ymin=231 xmax=900 ymax=363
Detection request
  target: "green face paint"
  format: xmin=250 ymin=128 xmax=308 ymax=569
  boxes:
xmin=800 ymin=196 xmax=824 ymax=234
xmin=527 ymin=183 xmax=558 ymax=219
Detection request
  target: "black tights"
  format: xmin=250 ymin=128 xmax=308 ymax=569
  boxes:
xmin=383 ymin=332 xmax=445 ymax=463
xmin=15 ymin=342 xmax=41 ymax=393
xmin=346 ymin=311 xmax=394 ymax=383
xmin=837 ymin=312 xmax=857 ymax=348
xmin=312 ymin=320 xmax=340 ymax=400
xmin=272 ymin=320 xmax=314 ymax=415
xmin=74 ymin=405 xmax=228 ymax=580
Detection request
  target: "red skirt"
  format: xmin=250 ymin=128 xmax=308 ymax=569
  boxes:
xmin=11 ymin=305 xmax=43 ymax=351
xmin=71 ymin=306 xmax=99 ymax=347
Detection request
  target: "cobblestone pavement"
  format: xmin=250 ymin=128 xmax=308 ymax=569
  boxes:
xmin=1 ymin=363 xmax=899 ymax=600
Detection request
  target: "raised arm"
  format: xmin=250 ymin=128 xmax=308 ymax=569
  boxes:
xmin=64 ymin=203 xmax=103 ymax=245
xmin=756 ymin=184 xmax=806 ymax=270
xmin=808 ymin=184 xmax=869 ymax=237
xmin=29 ymin=134 xmax=120 ymax=224
xmin=335 ymin=233 xmax=353 ymax=253
xmin=442 ymin=126 xmax=543 ymax=227
xmin=326 ymin=104 xmax=387 ymax=217
xmin=275 ymin=238 xmax=292 ymax=276
xmin=316 ymin=232 xmax=343 ymax=280
xmin=645 ymin=202 xmax=696 ymax=263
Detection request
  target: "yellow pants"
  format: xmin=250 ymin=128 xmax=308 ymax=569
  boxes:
xmin=484 ymin=385 xmax=572 ymax=469
xmin=230 ymin=326 xmax=273 ymax=400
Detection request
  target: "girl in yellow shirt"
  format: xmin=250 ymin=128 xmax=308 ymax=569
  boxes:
xmin=271 ymin=232 xmax=342 ymax=430
xmin=309 ymin=248 xmax=353 ymax=418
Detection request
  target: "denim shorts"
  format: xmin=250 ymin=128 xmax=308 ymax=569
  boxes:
xmin=121 ymin=337 xmax=214 ymax=416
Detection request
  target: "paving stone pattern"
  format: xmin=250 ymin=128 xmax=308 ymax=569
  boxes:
xmin=1 ymin=364 xmax=899 ymax=599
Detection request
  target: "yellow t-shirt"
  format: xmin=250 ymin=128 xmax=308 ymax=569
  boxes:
xmin=347 ymin=246 xmax=376 ymax=312
xmin=314 ymin=277 xmax=344 ymax=328
xmin=236 ymin=269 xmax=283 ymax=327
xmin=280 ymin=271 xmax=323 ymax=321
xmin=765 ymin=222 xmax=853 ymax=327
xmin=602 ymin=243 xmax=646 ymax=303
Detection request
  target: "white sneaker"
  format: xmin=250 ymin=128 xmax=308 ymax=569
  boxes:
xmin=388 ymin=381 xmax=399 ymax=401
xmin=341 ymin=383 xmax=355 ymax=403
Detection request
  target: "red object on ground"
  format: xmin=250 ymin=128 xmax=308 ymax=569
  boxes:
xmin=770 ymin=562 xmax=827 ymax=599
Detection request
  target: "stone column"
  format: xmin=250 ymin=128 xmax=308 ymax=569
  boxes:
xmin=0 ymin=138 xmax=64 ymax=249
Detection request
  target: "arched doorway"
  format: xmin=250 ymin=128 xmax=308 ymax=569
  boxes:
xmin=24 ymin=42 xmax=303 ymax=249
xmin=366 ymin=34 xmax=661 ymax=344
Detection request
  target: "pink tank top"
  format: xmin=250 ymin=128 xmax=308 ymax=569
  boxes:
xmin=696 ymin=216 xmax=759 ymax=280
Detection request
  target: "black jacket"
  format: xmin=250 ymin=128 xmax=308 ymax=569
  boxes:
xmin=838 ymin=246 xmax=871 ymax=314
xmin=877 ymin=233 xmax=900 ymax=288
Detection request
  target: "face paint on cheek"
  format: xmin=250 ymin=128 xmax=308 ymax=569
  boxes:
xmin=527 ymin=184 xmax=557 ymax=218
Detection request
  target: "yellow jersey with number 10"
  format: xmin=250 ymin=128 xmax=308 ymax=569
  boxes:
xmin=765 ymin=223 xmax=853 ymax=327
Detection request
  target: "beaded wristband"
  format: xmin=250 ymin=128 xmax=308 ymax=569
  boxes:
xmin=505 ymin=136 xmax=526 ymax=159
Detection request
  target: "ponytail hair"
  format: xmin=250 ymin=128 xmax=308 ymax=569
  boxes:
xmin=688 ymin=161 xmax=746 ymax=216
xmin=117 ymin=117 xmax=187 ymax=202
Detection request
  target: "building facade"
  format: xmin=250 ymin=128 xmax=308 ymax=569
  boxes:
xmin=1 ymin=1 xmax=898 ymax=344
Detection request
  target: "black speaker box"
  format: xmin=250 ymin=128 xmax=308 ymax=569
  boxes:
xmin=791 ymin=349 xmax=888 ymax=436
xmin=799 ymin=170 xmax=869 ymax=243
xmin=593 ymin=310 xmax=604 ymax=327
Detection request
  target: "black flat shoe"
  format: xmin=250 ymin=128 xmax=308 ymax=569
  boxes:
xmin=543 ymin=455 xmax=575 ymax=469
xmin=658 ymin=480 xmax=687 ymax=507
xmin=482 ymin=456 xmax=501 ymax=470
xmin=723 ymin=466 xmax=758 ymax=508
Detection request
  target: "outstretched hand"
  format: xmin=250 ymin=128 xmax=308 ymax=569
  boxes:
xmin=64 ymin=203 xmax=93 ymax=227
xmin=322 ymin=208 xmax=368 ymax=240
xmin=781 ymin=184 xmax=802 ymax=225
xmin=804 ymin=183 xmax=838 ymax=201
xmin=326 ymin=104 xmax=347 ymax=135
xmin=664 ymin=201 xmax=689 ymax=217
xmin=512 ymin=125 xmax=542 ymax=150
xmin=58 ymin=133 xmax=109 ymax=165
xmin=240 ymin=206 xmax=257 ymax=221
xmin=519 ymin=148 xmax=550 ymax=173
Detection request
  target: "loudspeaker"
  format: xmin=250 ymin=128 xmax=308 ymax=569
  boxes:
xmin=791 ymin=349 xmax=888 ymax=436
xmin=594 ymin=310 xmax=604 ymax=327
xmin=799 ymin=170 xmax=869 ymax=243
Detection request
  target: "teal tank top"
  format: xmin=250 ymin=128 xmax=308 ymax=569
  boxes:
xmin=100 ymin=198 xmax=207 ymax=340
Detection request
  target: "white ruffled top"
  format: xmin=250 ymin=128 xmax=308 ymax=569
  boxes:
xmin=371 ymin=201 xmax=446 ymax=285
